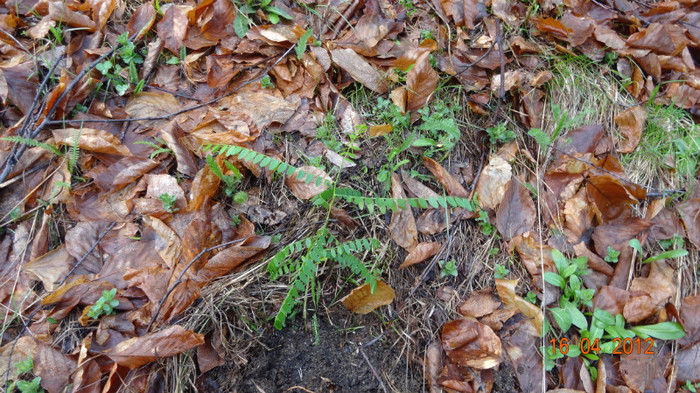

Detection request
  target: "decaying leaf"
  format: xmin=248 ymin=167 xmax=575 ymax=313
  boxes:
xmin=615 ymin=106 xmax=647 ymax=153
xmin=330 ymin=48 xmax=388 ymax=94
xmin=400 ymin=242 xmax=442 ymax=268
xmin=423 ymin=157 xmax=468 ymax=197
xmin=474 ymin=155 xmax=512 ymax=210
xmin=441 ymin=318 xmax=502 ymax=369
xmin=53 ymin=128 xmax=132 ymax=156
xmin=125 ymin=92 xmax=181 ymax=127
xmin=406 ymin=53 xmax=438 ymax=113
xmin=285 ymin=166 xmax=331 ymax=200
xmin=341 ymin=281 xmax=395 ymax=314
xmin=105 ymin=325 xmax=204 ymax=369
xmin=495 ymin=279 xmax=543 ymax=335
xmin=389 ymin=173 xmax=418 ymax=251
xmin=157 ymin=5 xmax=188 ymax=55
xmin=458 ymin=290 xmax=501 ymax=318
xmin=495 ymin=178 xmax=536 ymax=241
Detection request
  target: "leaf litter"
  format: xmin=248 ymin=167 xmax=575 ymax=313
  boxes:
xmin=0 ymin=0 xmax=697 ymax=391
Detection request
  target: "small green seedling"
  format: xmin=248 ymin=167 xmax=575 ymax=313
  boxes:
xmin=439 ymin=259 xmax=458 ymax=278
xmin=15 ymin=377 xmax=43 ymax=393
xmin=159 ymin=193 xmax=178 ymax=213
xmin=604 ymin=246 xmax=620 ymax=263
xmin=485 ymin=122 xmax=516 ymax=145
xmin=233 ymin=0 xmax=293 ymax=38
xmin=260 ymin=75 xmax=275 ymax=89
xmin=494 ymin=263 xmax=509 ymax=279
xmin=684 ymin=380 xmax=699 ymax=392
xmin=88 ymin=288 xmax=119 ymax=319
xmin=525 ymin=291 xmax=537 ymax=304
xmin=134 ymin=137 xmax=173 ymax=159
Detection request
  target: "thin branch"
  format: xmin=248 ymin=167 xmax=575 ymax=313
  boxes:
xmin=55 ymin=222 xmax=117 ymax=287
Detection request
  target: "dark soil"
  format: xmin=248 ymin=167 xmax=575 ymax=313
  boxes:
xmin=199 ymin=313 xmax=423 ymax=393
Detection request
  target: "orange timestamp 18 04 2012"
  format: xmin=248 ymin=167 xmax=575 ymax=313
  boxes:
xmin=550 ymin=337 xmax=656 ymax=355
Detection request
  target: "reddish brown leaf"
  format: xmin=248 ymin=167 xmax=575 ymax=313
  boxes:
xmin=586 ymin=175 xmax=643 ymax=223
xmin=330 ymin=48 xmax=389 ymax=94
xmin=627 ymin=22 xmax=688 ymax=56
xmin=389 ymin=173 xmax=418 ymax=251
xmin=441 ymin=318 xmax=501 ymax=369
xmin=157 ymin=5 xmax=188 ymax=55
xmin=34 ymin=340 xmax=77 ymax=393
xmin=406 ymin=53 xmax=438 ymax=113
xmin=90 ymin=156 xmax=159 ymax=192
xmin=677 ymin=344 xmax=700 ymax=383
xmin=285 ymin=166 xmax=331 ymax=200
xmin=400 ymin=242 xmax=442 ymax=268
xmin=615 ymin=106 xmax=647 ymax=153
xmin=23 ymin=245 xmax=75 ymax=292
xmin=619 ymin=341 xmax=670 ymax=392
xmin=501 ymin=320 xmax=543 ymax=392
xmin=128 ymin=2 xmax=156 ymax=40
xmin=495 ymin=178 xmax=536 ymax=241
xmin=196 ymin=236 xmax=270 ymax=282
xmin=341 ymin=281 xmax=395 ymax=314
xmin=512 ymin=233 xmax=556 ymax=278
xmin=105 ymin=325 xmax=204 ymax=369
xmin=592 ymin=285 xmax=630 ymax=317
xmin=425 ymin=341 xmax=443 ymax=393
xmin=160 ymin=120 xmax=197 ymax=177
xmin=125 ymin=92 xmax=181 ymax=128
xmin=423 ymin=157 xmax=468 ymax=198
xmin=563 ymin=188 xmax=595 ymax=245
xmin=458 ymin=290 xmax=501 ymax=318
xmin=679 ymin=295 xmax=700 ymax=348
xmin=495 ymin=278 xmax=543 ymax=335
xmin=678 ymin=199 xmax=700 ymax=249
xmin=624 ymin=260 xmax=676 ymax=323
xmin=197 ymin=334 xmax=225 ymax=374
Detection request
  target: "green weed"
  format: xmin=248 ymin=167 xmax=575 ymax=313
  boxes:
xmin=87 ymin=288 xmax=119 ymax=319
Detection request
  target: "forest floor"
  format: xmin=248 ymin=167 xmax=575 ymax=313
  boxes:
xmin=0 ymin=0 xmax=699 ymax=392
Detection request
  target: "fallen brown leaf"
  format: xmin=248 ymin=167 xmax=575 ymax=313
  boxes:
xmin=406 ymin=53 xmax=438 ymax=113
xmin=458 ymin=290 xmax=501 ymax=318
xmin=441 ymin=318 xmax=502 ymax=369
xmin=495 ymin=178 xmax=536 ymax=241
xmin=389 ymin=173 xmax=418 ymax=251
xmin=495 ymin=278 xmax=543 ymax=335
xmin=400 ymin=242 xmax=442 ymax=268
xmin=341 ymin=281 xmax=395 ymax=314
xmin=285 ymin=166 xmax=331 ymax=200
xmin=105 ymin=325 xmax=204 ymax=369
xmin=615 ymin=106 xmax=647 ymax=153
xmin=474 ymin=155 xmax=512 ymax=210
xmin=53 ymin=128 xmax=132 ymax=156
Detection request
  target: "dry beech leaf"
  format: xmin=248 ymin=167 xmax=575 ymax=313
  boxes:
xmin=406 ymin=52 xmax=438 ymax=113
xmin=400 ymin=242 xmax=442 ymax=268
xmin=23 ymin=245 xmax=75 ymax=292
xmin=495 ymin=178 xmax=536 ymax=241
xmin=615 ymin=106 xmax=647 ymax=153
xmin=474 ymin=155 xmax=512 ymax=210
xmin=369 ymin=123 xmax=392 ymax=137
xmin=125 ymin=92 xmax=180 ymax=127
xmin=441 ymin=318 xmax=502 ymax=369
xmin=53 ymin=128 xmax=132 ymax=156
xmin=285 ymin=166 xmax=331 ymax=200
xmin=389 ymin=173 xmax=418 ymax=251
xmin=341 ymin=281 xmax=395 ymax=314
xmin=423 ymin=157 xmax=468 ymax=197
xmin=495 ymin=279 xmax=543 ymax=335
xmin=157 ymin=5 xmax=188 ymax=55
xmin=330 ymin=48 xmax=388 ymax=94
xmin=104 ymin=325 xmax=204 ymax=369
xmin=678 ymin=199 xmax=700 ymax=249
xmin=425 ymin=341 xmax=443 ymax=393
xmin=458 ymin=290 xmax=501 ymax=318
xmin=127 ymin=2 xmax=156 ymax=40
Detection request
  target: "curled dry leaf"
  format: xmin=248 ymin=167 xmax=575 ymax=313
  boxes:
xmin=285 ymin=166 xmax=331 ymax=200
xmin=400 ymin=242 xmax=442 ymax=268
xmin=615 ymin=106 xmax=647 ymax=153
xmin=495 ymin=279 xmax=543 ymax=335
xmin=441 ymin=318 xmax=502 ymax=369
xmin=53 ymin=128 xmax=132 ymax=156
xmin=341 ymin=281 xmax=395 ymax=314
xmin=160 ymin=120 xmax=197 ymax=176
xmin=423 ymin=157 xmax=468 ymax=197
xmin=495 ymin=178 xmax=536 ymax=241
xmin=388 ymin=173 xmax=418 ymax=251
xmin=678 ymin=199 xmax=700 ymax=249
xmin=474 ymin=155 xmax=512 ymax=210
xmin=425 ymin=341 xmax=443 ymax=393
xmin=105 ymin=325 xmax=204 ymax=369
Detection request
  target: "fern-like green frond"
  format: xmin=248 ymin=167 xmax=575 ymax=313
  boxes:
xmin=1 ymin=136 xmax=63 ymax=156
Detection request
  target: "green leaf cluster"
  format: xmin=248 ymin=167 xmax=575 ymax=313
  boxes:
xmin=233 ymin=0 xmax=293 ymax=38
xmin=87 ymin=288 xmax=119 ymax=320
xmin=268 ymin=230 xmax=380 ymax=329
